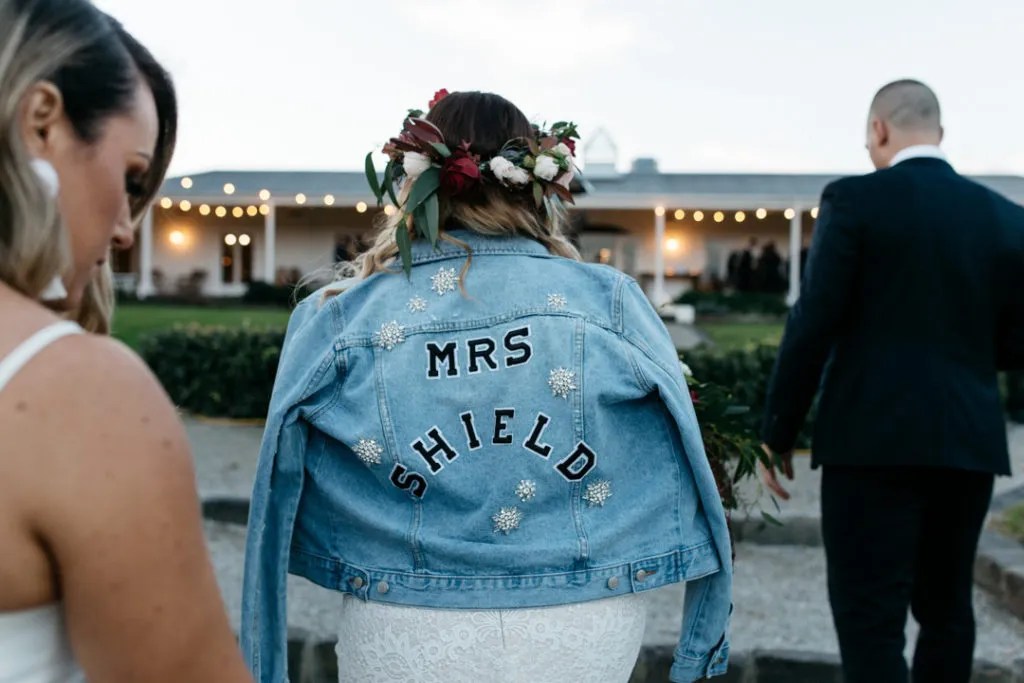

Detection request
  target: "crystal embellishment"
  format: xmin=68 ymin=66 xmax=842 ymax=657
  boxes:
xmin=515 ymin=480 xmax=537 ymax=502
xmin=353 ymin=438 xmax=383 ymax=466
xmin=547 ymin=293 xmax=568 ymax=310
xmin=548 ymin=368 xmax=578 ymax=399
xmin=374 ymin=321 xmax=405 ymax=351
xmin=583 ymin=480 xmax=612 ymax=507
xmin=407 ymin=296 xmax=428 ymax=314
xmin=492 ymin=506 xmax=523 ymax=534
xmin=431 ymin=267 xmax=458 ymax=296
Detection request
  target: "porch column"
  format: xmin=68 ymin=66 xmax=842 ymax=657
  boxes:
xmin=263 ymin=201 xmax=277 ymax=284
xmin=136 ymin=207 xmax=155 ymax=299
xmin=787 ymin=206 xmax=803 ymax=306
xmin=653 ymin=206 xmax=666 ymax=306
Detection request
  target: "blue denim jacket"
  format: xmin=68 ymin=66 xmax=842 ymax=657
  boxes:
xmin=241 ymin=231 xmax=732 ymax=682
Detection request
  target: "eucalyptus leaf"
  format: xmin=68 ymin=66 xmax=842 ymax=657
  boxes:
xmin=761 ymin=511 xmax=783 ymax=527
xmin=429 ymin=142 xmax=452 ymax=158
xmin=365 ymin=152 xmax=382 ymax=205
xmin=406 ymin=167 xmax=441 ymax=214
xmin=383 ymin=160 xmax=400 ymax=207
xmin=395 ymin=221 xmax=413 ymax=276
xmin=423 ymin=192 xmax=439 ymax=246
xmin=533 ymin=182 xmax=543 ymax=209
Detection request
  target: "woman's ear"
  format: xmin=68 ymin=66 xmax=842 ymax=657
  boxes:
xmin=20 ymin=81 xmax=65 ymax=157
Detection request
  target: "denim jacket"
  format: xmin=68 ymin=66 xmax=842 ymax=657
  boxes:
xmin=241 ymin=231 xmax=733 ymax=682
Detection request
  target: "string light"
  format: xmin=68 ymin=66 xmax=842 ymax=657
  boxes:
xmin=180 ymin=177 xmax=193 ymax=189
xmin=224 ymin=234 xmax=238 ymax=246
xmin=784 ymin=208 xmax=796 ymax=220
xmin=383 ymin=205 xmax=396 ymax=216
xmin=223 ymin=183 xmax=235 ymax=195
xmin=259 ymin=204 xmax=270 ymax=216
xmin=654 ymin=206 xmax=666 ymax=217
xmin=295 ymin=193 xmax=307 ymax=205
xmin=694 ymin=210 xmax=705 ymax=222
xmin=232 ymin=207 xmax=244 ymax=218
xmin=324 ymin=194 xmax=336 ymax=206
xmin=811 ymin=207 xmax=820 ymax=219
xmin=179 ymin=200 xmax=192 ymax=212
xmin=246 ymin=206 xmax=258 ymax=217
xmin=259 ymin=189 xmax=271 ymax=201
xmin=199 ymin=204 xmax=211 ymax=216
xmin=735 ymin=211 xmax=746 ymax=223
xmin=713 ymin=211 xmax=725 ymax=223
xmin=756 ymin=208 xmax=768 ymax=220
xmin=215 ymin=206 xmax=227 ymax=218
xmin=355 ymin=201 xmax=367 ymax=213
xmin=239 ymin=234 xmax=251 ymax=246
xmin=674 ymin=209 xmax=685 ymax=220
xmin=159 ymin=197 xmax=173 ymax=209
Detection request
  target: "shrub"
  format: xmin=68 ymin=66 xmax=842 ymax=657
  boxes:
xmin=683 ymin=344 xmax=815 ymax=450
xmin=675 ymin=290 xmax=789 ymax=317
xmin=243 ymin=281 xmax=313 ymax=309
xmin=140 ymin=325 xmax=285 ymax=419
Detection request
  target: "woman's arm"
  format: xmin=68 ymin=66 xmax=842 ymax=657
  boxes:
xmin=25 ymin=335 xmax=252 ymax=682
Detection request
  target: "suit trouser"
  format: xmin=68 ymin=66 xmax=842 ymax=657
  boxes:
xmin=820 ymin=465 xmax=994 ymax=683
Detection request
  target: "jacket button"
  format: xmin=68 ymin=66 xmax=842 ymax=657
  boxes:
xmin=350 ymin=577 xmax=365 ymax=589
xmin=377 ymin=581 xmax=390 ymax=594
xmin=607 ymin=576 xmax=620 ymax=590
xmin=635 ymin=570 xmax=649 ymax=582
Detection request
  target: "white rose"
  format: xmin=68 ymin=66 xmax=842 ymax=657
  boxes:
xmin=506 ymin=166 xmax=531 ymax=186
xmin=555 ymin=142 xmax=573 ymax=158
xmin=680 ymin=361 xmax=694 ymax=378
xmin=402 ymin=152 xmax=432 ymax=179
xmin=534 ymin=155 xmax=560 ymax=181
xmin=489 ymin=156 xmax=515 ymax=180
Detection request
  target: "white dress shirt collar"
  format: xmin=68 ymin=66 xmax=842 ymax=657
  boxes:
xmin=889 ymin=144 xmax=947 ymax=168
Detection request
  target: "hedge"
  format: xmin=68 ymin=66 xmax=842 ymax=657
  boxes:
xmin=674 ymin=290 xmax=789 ymax=317
xmin=140 ymin=325 xmax=285 ymax=419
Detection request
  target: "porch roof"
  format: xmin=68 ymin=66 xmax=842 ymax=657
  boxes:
xmin=161 ymin=168 xmax=1024 ymax=210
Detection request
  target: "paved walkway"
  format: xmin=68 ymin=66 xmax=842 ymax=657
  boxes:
xmin=190 ymin=419 xmax=1024 ymax=667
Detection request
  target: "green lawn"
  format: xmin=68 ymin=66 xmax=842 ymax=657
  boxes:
xmin=699 ymin=321 xmax=785 ymax=351
xmin=112 ymin=304 xmax=291 ymax=350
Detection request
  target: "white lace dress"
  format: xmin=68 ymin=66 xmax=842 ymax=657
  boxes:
xmin=334 ymin=594 xmax=647 ymax=683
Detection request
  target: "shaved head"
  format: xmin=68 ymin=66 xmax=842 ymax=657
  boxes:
xmin=870 ymin=79 xmax=942 ymax=133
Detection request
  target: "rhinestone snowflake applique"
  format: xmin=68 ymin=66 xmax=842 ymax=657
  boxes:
xmin=407 ymin=296 xmax=428 ymax=314
xmin=353 ymin=438 xmax=383 ymax=466
xmin=492 ymin=506 xmax=523 ymax=534
xmin=431 ymin=267 xmax=458 ymax=296
xmin=374 ymin=321 xmax=406 ymax=351
xmin=548 ymin=368 xmax=578 ymax=399
xmin=515 ymin=480 xmax=537 ymax=502
xmin=547 ymin=293 xmax=568 ymax=310
xmin=583 ymin=480 xmax=612 ymax=507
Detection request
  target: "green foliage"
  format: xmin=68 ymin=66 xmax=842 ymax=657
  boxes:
xmin=997 ymin=502 xmax=1024 ymax=543
xmin=242 ymin=281 xmax=313 ymax=309
xmin=112 ymin=304 xmax=290 ymax=351
xmin=139 ymin=326 xmax=285 ymax=419
xmin=684 ymin=344 xmax=815 ymax=451
xmin=676 ymin=290 xmax=789 ymax=317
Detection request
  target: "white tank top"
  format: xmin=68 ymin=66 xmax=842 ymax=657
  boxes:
xmin=0 ymin=321 xmax=85 ymax=683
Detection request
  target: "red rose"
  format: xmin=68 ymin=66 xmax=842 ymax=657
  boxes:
xmin=441 ymin=155 xmax=480 ymax=195
xmin=690 ymin=389 xmax=700 ymax=404
xmin=429 ymin=89 xmax=450 ymax=110
xmin=562 ymin=138 xmax=576 ymax=155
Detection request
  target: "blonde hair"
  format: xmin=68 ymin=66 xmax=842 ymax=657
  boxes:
xmin=0 ymin=0 xmax=176 ymax=332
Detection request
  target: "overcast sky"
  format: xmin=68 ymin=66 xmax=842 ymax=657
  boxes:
xmin=93 ymin=0 xmax=1024 ymax=178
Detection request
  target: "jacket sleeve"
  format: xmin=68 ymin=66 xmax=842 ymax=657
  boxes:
xmin=241 ymin=295 xmax=342 ymax=682
xmin=996 ymin=201 xmax=1024 ymax=371
xmin=618 ymin=279 xmax=734 ymax=682
xmin=762 ymin=179 xmax=862 ymax=453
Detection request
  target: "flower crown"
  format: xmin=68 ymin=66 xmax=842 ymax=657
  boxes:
xmin=365 ymin=89 xmax=580 ymax=274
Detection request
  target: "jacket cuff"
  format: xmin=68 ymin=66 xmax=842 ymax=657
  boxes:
xmin=670 ymin=639 xmax=730 ymax=682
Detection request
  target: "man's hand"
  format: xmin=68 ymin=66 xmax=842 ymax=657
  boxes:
xmin=759 ymin=443 xmax=794 ymax=500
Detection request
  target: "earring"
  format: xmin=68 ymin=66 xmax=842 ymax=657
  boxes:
xmin=29 ymin=158 xmax=59 ymax=199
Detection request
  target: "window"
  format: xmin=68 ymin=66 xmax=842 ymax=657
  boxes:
xmin=221 ymin=233 xmax=253 ymax=284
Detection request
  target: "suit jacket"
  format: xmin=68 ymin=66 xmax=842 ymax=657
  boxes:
xmin=762 ymin=157 xmax=1024 ymax=475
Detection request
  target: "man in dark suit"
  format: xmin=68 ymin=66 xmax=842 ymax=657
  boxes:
xmin=760 ymin=80 xmax=1024 ymax=683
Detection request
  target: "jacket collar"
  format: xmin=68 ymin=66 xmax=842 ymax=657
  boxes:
xmin=409 ymin=229 xmax=552 ymax=265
